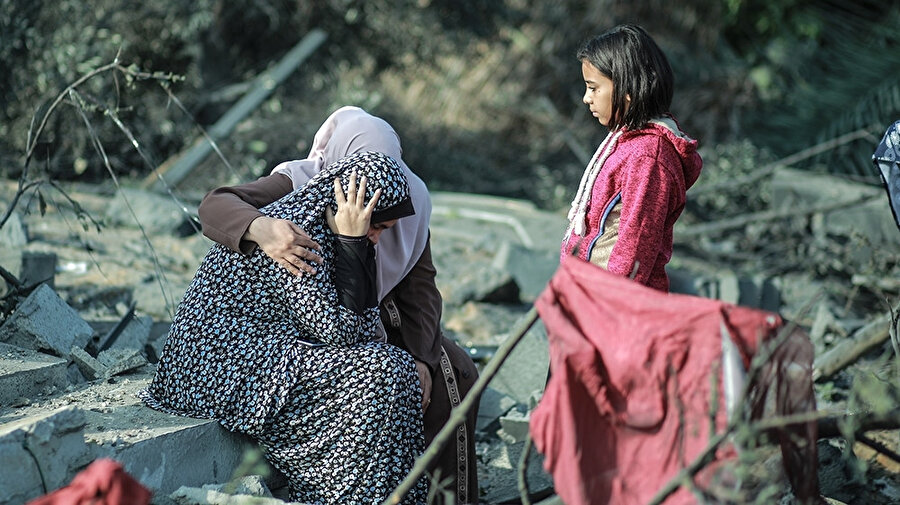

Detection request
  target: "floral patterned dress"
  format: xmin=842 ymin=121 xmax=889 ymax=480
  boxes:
xmin=139 ymin=152 xmax=427 ymax=504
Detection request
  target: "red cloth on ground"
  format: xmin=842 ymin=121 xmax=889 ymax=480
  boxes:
xmin=26 ymin=458 xmax=151 ymax=505
xmin=531 ymin=258 xmax=795 ymax=505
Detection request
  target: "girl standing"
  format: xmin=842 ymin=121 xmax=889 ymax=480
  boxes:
xmin=561 ymin=24 xmax=703 ymax=292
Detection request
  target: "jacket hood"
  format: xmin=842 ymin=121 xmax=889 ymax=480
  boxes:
xmin=626 ymin=116 xmax=702 ymax=189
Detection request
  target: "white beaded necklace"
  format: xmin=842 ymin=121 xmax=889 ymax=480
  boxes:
xmin=564 ymin=129 xmax=624 ymax=239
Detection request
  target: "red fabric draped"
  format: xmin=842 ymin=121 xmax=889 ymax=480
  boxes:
xmin=26 ymin=458 xmax=151 ymax=505
xmin=531 ymin=258 xmax=818 ymax=505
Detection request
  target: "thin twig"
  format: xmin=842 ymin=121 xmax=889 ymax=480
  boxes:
xmin=24 ymin=61 xmax=121 ymax=168
xmin=518 ymin=431 xmax=534 ymax=505
xmin=856 ymin=433 xmax=900 ymax=465
xmin=69 ymin=89 xmax=177 ymax=318
xmin=2 ymin=56 xmax=180 ymax=232
xmin=383 ymin=307 xmax=540 ymax=505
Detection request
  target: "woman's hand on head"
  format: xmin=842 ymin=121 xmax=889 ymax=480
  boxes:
xmin=326 ymin=170 xmax=382 ymax=237
xmin=246 ymin=216 xmax=322 ymax=276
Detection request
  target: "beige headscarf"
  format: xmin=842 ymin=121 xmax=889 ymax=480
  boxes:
xmin=271 ymin=106 xmax=431 ymax=302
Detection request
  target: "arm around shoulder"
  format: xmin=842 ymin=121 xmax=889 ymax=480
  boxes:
xmin=198 ymin=173 xmax=294 ymax=254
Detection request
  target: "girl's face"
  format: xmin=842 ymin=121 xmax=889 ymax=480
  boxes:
xmin=581 ymin=60 xmax=615 ymax=127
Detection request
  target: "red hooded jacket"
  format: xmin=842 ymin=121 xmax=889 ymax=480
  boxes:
xmin=561 ymin=116 xmax=703 ymax=292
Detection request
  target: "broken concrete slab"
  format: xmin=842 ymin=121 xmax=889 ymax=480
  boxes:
xmin=491 ymin=241 xmax=558 ymax=303
xmin=478 ymin=438 xmax=554 ymax=504
xmin=0 ymin=406 xmax=91 ymax=505
xmin=70 ymin=346 xmax=109 ymax=381
xmin=105 ymin=188 xmax=198 ymax=236
xmin=770 ymin=167 xmax=900 ymax=246
xmin=497 ymin=409 xmax=530 ymax=444
xmin=0 ymin=283 xmax=94 ymax=357
xmin=207 ymin=475 xmax=274 ymax=498
xmin=169 ymin=475 xmax=281 ymax=504
xmin=1 ymin=371 xmax=260 ymax=498
xmin=97 ymin=348 xmax=149 ymax=377
xmin=78 ymin=374 xmax=258 ymax=496
xmin=476 ymin=386 xmax=518 ymax=433
xmin=0 ymin=342 xmax=68 ymax=407
xmin=488 ymin=316 xmax=549 ymax=406
xmin=107 ymin=314 xmax=153 ymax=352
xmin=170 ymin=486 xmax=301 ymax=505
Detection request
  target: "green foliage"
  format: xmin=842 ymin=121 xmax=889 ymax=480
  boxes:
xmin=2 ymin=0 xmax=898 ymax=209
xmin=740 ymin=3 xmax=900 ymax=180
xmin=0 ymin=0 xmax=214 ymax=179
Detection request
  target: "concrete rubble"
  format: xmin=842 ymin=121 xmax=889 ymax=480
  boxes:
xmin=0 ymin=174 xmax=899 ymax=503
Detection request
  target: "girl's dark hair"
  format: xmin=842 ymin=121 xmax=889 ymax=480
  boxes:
xmin=577 ymin=24 xmax=673 ymax=130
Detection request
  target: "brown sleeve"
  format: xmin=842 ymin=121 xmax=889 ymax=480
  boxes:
xmin=197 ymin=173 xmax=294 ymax=255
xmin=380 ymin=235 xmax=443 ymax=373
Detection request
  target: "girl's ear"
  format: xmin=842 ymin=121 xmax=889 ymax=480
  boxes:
xmin=625 ymin=94 xmax=631 ymax=102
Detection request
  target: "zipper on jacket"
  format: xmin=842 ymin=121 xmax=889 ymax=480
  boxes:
xmin=587 ymin=192 xmax=621 ymax=254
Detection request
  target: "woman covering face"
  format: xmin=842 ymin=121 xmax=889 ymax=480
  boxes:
xmin=140 ymin=151 xmax=428 ymax=504
xmin=193 ymin=106 xmax=481 ymax=505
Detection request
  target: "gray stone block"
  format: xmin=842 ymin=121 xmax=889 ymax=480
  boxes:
xmin=97 ymin=348 xmax=149 ymax=377
xmin=489 ymin=317 xmax=550 ymax=405
xmin=0 ymin=342 xmax=68 ymax=406
xmin=0 ymin=407 xmax=91 ymax=505
xmin=479 ymin=438 xmax=554 ymax=503
xmin=170 ymin=486 xmax=299 ymax=505
xmin=20 ymin=251 xmax=57 ymax=288
xmin=476 ymin=386 xmax=518 ymax=433
xmin=0 ymin=373 xmax=259 ymax=500
xmin=70 ymin=346 xmax=109 ymax=380
xmin=0 ymin=283 xmax=94 ymax=357
xmin=92 ymin=314 xmax=155 ymax=354
xmin=105 ymin=188 xmax=197 ymax=235
xmin=169 ymin=475 xmax=277 ymax=504
xmin=498 ymin=409 xmax=531 ymax=444
xmin=78 ymin=376 xmax=258 ymax=496
xmin=110 ymin=315 xmax=153 ymax=352
xmin=205 ymin=475 xmax=273 ymax=498
xmin=92 ymin=409 xmax=257 ymax=497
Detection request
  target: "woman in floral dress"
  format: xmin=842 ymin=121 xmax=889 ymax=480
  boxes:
xmin=139 ymin=151 xmax=427 ymax=504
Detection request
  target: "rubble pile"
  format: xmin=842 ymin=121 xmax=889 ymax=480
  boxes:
xmin=1 ymin=161 xmax=900 ymax=503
